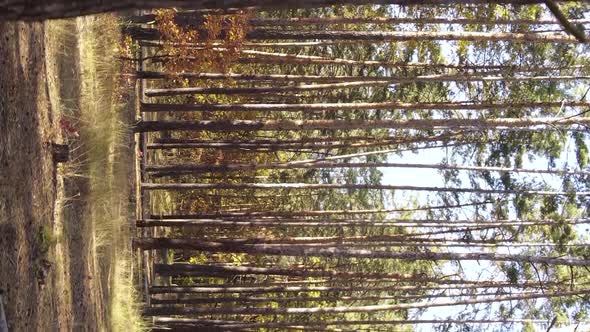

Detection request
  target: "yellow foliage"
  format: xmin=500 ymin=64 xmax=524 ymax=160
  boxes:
xmin=154 ymin=9 xmax=250 ymax=73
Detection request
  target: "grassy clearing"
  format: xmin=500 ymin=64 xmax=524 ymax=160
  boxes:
xmin=46 ymin=14 xmax=147 ymax=332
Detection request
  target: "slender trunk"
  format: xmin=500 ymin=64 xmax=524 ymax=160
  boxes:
xmin=131 ymin=13 xmax=590 ymax=27
xmin=142 ymin=289 xmax=590 ymax=316
xmin=134 ymin=117 xmax=590 ymax=133
xmin=153 ymin=324 xmax=336 ymax=332
xmin=127 ymin=27 xmax=578 ymax=43
xmin=140 ymin=101 xmax=590 ymax=113
xmin=152 ymin=263 xmax=450 ymax=281
xmin=246 ymin=29 xmax=578 ymax=43
xmin=4 ymin=0 xmax=575 ymax=20
xmin=146 ymin=131 xmax=467 ymax=154
xmin=148 ymin=282 xmax=551 ymax=295
xmin=152 ymin=264 xmax=579 ymax=288
xmin=145 ymin=161 xmax=590 ymax=176
xmin=153 ymin=318 xmax=559 ymax=329
xmin=155 ymin=237 xmax=563 ymax=248
xmin=143 ymin=75 xmax=590 ymax=96
xmin=146 ymin=140 xmax=414 ymax=151
xmin=144 ymin=80 xmax=390 ymax=96
xmin=139 ymin=70 xmax=590 ymax=84
xmin=152 ymin=135 xmax=409 ymax=144
xmin=147 ymin=140 xmax=477 ymax=156
xmin=139 ymin=40 xmax=367 ymax=48
xmin=138 ymin=46 xmax=587 ymax=72
xmin=154 ymin=232 xmax=588 ymax=245
xmin=138 ymin=238 xmax=590 ymax=266
xmin=150 ymin=291 xmax=538 ymax=305
xmin=148 ymin=199 xmax=499 ymax=219
xmin=136 ymin=218 xmax=586 ymax=228
xmin=141 ymin=182 xmax=589 ymax=196
xmin=177 ymin=193 xmax=319 ymax=199
xmin=140 ymin=226 xmax=509 ymax=241
xmin=545 ymin=0 xmax=588 ymax=43
xmin=252 ymin=16 xmax=590 ymax=26
xmin=140 ymin=46 xmax=507 ymax=69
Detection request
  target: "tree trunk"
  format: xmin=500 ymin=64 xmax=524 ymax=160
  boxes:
xmin=127 ymin=26 xmax=579 ymax=43
xmin=140 ymin=101 xmax=590 ymax=113
xmin=153 ymin=263 xmax=445 ymax=282
xmin=545 ymin=0 xmax=588 ymax=42
xmin=251 ymin=16 xmax=590 ymax=26
xmin=245 ymin=29 xmax=579 ymax=43
xmin=146 ymin=140 xmax=412 ymax=151
xmin=142 ymin=289 xmax=590 ymax=316
xmin=145 ymin=160 xmax=590 ymax=176
xmin=139 ymin=225 xmax=507 ymax=241
xmin=136 ymin=217 xmax=584 ymax=228
xmin=148 ymin=199 xmax=499 ymax=219
xmin=141 ymin=181 xmax=589 ymax=196
xmin=146 ymin=131 xmax=467 ymax=153
xmin=153 ymin=317 xmax=557 ymax=330
xmin=4 ymin=0 xmax=577 ymax=20
xmin=144 ymin=231 xmax=587 ymax=245
xmin=150 ymin=50 xmax=590 ymax=72
xmin=131 ymin=13 xmax=590 ymax=27
xmin=150 ymin=291 xmax=538 ymax=305
xmin=148 ymin=282 xmax=547 ymax=295
xmin=143 ymin=75 xmax=590 ymax=96
xmin=139 ymin=70 xmax=590 ymax=84
xmin=152 ymin=263 xmax=575 ymax=288
xmin=138 ymin=238 xmax=590 ymax=266
xmin=138 ymin=46 xmax=588 ymax=72
xmin=144 ymin=80 xmax=392 ymax=96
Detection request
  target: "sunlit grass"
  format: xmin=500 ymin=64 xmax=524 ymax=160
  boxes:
xmin=78 ymin=14 xmax=148 ymax=332
xmin=47 ymin=14 xmax=147 ymax=332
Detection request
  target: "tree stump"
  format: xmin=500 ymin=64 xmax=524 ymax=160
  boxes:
xmin=50 ymin=143 xmax=69 ymax=163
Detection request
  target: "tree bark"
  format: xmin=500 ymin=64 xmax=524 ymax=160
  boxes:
xmin=3 ymin=0 xmax=578 ymax=20
xmin=148 ymin=199 xmax=500 ymax=219
xmin=545 ymin=0 xmax=587 ymax=42
xmin=138 ymin=238 xmax=590 ymax=266
xmin=148 ymin=282 xmax=547 ymax=295
xmin=146 ymin=131 xmax=467 ymax=153
xmin=143 ymin=75 xmax=590 ymax=96
xmin=146 ymin=140 xmax=412 ymax=151
xmin=143 ymin=231 xmax=587 ymax=245
xmin=139 ymin=70 xmax=590 ymax=84
xmin=142 ymin=289 xmax=590 ymax=316
xmin=127 ymin=26 xmax=579 ymax=43
xmin=146 ymin=161 xmax=590 ymax=176
xmin=150 ymin=291 xmax=538 ymax=305
xmin=138 ymin=46 xmax=589 ymax=72
xmin=153 ymin=263 xmax=423 ymax=280
xmin=245 ymin=29 xmax=579 ymax=43
xmin=134 ymin=116 xmax=590 ymax=134
xmin=153 ymin=317 xmax=556 ymax=330
xmin=141 ymin=181 xmax=589 ymax=196
xmin=140 ymin=101 xmax=590 ymax=113
xmin=136 ymin=217 xmax=585 ymax=228
xmin=131 ymin=13 xmax=590 ymax=27
xmin=252 ymin=16 xmax=590 ymax=26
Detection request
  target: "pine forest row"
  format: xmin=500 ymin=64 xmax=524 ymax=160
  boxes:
xmin=129 ymin=2 xmax=590 ymax=331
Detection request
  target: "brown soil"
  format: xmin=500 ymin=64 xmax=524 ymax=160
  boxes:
xmin=0 ymin=21 xmax=103 ymax=332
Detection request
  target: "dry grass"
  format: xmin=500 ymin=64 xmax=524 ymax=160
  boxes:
xmin=46 ymin=14 xmax=147 ymax=332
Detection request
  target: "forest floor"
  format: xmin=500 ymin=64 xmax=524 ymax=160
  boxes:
xmin=0 ymin=16 xmax=144 ymax=332
xmin=0 ymin=20 xmax=72 ymax=331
